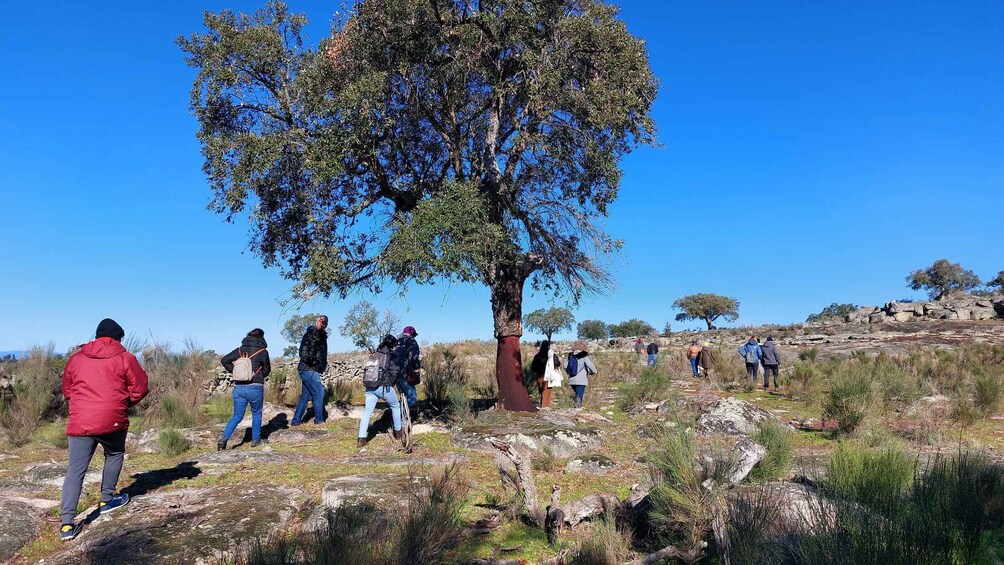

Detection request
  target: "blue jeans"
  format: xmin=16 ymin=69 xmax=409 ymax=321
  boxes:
xmin=292 ymin=370 xmax=326 ymax=425
xmin=359 ymin=386 xmax=402 ymax=438
xmin=689 ymin=358 xmax=699 ymax=376
xmin=572 ymin=384 xmax=587 ymax=406
xmin=222 ymin=385 xmax=264 ymax=441
xmin=647 ymin=354 xmax=658 ymax=367
xmin=400 ymin=380 xmax=418 ymax=411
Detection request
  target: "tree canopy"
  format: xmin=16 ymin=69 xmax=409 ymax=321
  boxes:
xmin=906 ymin=259 xmax=981 ymax=301
xmin=673 ymin=294 xmax=739 ymax=330
xmin=339 ymin=301 xmax=400 ymax=351
xmin=806 ymin=303 xmax=859 ymax=324
xmin=577 ymin=320 xmax=609 ymax=340
xmin=609 ymin=318 xmax=655 ymax=338
xmin=986 ymin=271 xmax=1004 ymax=290
xmin=179 ymin=0 xmax=656 ymax=410
xmin=524 ymin=307 xmax=575 ymax=342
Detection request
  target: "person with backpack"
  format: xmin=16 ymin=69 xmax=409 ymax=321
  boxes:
xmin=738 ymin=336 xmax=763 ymax=386
xmin=697 ymin=343 xmax=716 ymax=381
xmin=218 ymin=328 xmax=271 ymax=450
xmin=686 ymin=340 xmax=703 ymax=377
xmin=759 ymin=336 xmax=782 ymax=391
xmin=646 ymin=340 xmax=660 ymax=367
xmin=531 ymin=341 xmax=562 ymax=408
xmin=358 ymin=334 xmax=403 ymax=448
xmin=291 ymin=315 xmax=328 ymax=426
xmin=59 ymin=318 xmax=149 ymax=541
xmin=566 ymin=349 xmax=597 ymax=408
xmin=395 ymin=325 xmax=421 ymax=418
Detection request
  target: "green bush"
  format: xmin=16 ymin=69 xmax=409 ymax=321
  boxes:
xmin=824 ymin=443 xmax=915 ymax=514
xmin=798 ymin=347 xmax=821 ymax=363
xmin=424 ymin=347 xmax=469 ymax=405
xmin=446 ymin=383 xmax=471 ymax=421
xmin=617 ymin=366 xmax=672 ymax=411
xmin=822 ymin=366 xmax=874 ymax=435
xmin=32 ymin=420 xmax=68 ymax=449
xmin=748 ymin=419 xmax=793 ymax=482
xmin=158 ymin=428 xmax=190 ymax=457
xmin=160 ymin=395 xmax=197 ymax=429
xmin=973 ymin=371 xmax=1003 ymax=416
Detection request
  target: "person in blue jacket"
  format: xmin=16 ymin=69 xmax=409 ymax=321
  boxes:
xmin=738 ymin=337 xmax=762 ymax=386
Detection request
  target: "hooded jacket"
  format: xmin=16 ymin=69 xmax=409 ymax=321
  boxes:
xmin=698 ymin=347 xmax=716 ymax=369
xmin=567 ymin=351 xmax=597 ymax=386
xmin=738 ymin=340 xmax=762 ymax=364
xmin=394 ymin=333 xmax=421 ymax=389
xmin=63 ymin=337 xmax=149 ymax=436
xmin=221 ymin=335 xmax=271 ymax=385
xmin=297 ymin=326 xmax=328 ymax=373
xmin=760 ymin=340 xmax=781 ymax=366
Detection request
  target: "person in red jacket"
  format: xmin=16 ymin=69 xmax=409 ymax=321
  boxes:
xmin=59 ymin=318 xmax=149 ymax=541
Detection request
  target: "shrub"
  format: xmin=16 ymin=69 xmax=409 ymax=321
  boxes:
xmin=572 ymin=511 xmax=632 ymax=565
xmin=203 ymin=394 xmax=233 ymax=424
xmin=160 ymin=395 xmax=197 ymax=429
xmin=33 ymin=420 xmax=68 ymax=449
xmin=390 ymin=464 xmax=469 ymax=565
xmin=647 ymin=428 xmax=713 ymax=548
xmin=822 ymin=366 xmax=874 ymax=435
xmin=806 ymin=303 xmax=859 ymax=324
xmin=609 ymin=318 xmax=656 ymax=338
xmin=577 ymin=320 xmax=609 ymax=340
xmin=798 ymin=347 xmax=820 ymax=363
xmin=532 ymin=445 xmax=561 ymax=472
xmin=787 ymin=362 xmax=821 ymax=402
xmin=326 ymin=379 xmax=356 ymax=405
xmin=824 ymin=443 xmax=915 ymax=514
xmin=0 ymin=345 xmax=65 ymax=446
xmin=158 ymin=428 xmax=190 ymax=457
xmin=747 ymin=419 xmax=793 ymax=482
xmin=972 ymin=371 xmax=1003 ymax=416
xmin=423 ymin=347 xmax=469 ymax=405
xmin=446 ymin=384 xmax=471 ymax=421
xmin=617 ymin=366 xmax=672 ymax=411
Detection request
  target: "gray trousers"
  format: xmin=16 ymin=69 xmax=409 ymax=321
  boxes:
xmin=60 ymin=430 xmax=127 ymax=524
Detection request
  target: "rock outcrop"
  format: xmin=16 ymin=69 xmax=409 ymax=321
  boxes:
xmin=697 ymin=397 xmax=789 ymax=436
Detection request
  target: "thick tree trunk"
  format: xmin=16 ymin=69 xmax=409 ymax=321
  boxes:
xmin=490 ymin=267 xmax=537 ymax=412
xmin=704 ymin=317 xmax=716 ymax=330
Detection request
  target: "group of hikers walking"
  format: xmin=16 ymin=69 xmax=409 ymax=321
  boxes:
xmin=530 ymin=340 xmax=598 ymax=409
xmin=642 ymin=334 xmax=783 ymax=391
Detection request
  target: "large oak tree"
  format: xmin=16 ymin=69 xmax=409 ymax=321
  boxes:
xmin=179 ymin=0 xmax=656 ymax=411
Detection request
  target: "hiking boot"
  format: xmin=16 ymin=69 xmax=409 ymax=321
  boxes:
xmin=393 ymin=429 xmax=403 ymax=440
xmin=99 ymin=493 xmax=130 ymax=515
xmin=217 ymin=438 xmax=227 ymax=451
xmin=250 ymin=440 xmax=262 ymax=448
xmin=59 ymin=523 xmax=82 ymax=542
xmin=357 ymin=438 xmax=367 ymax=448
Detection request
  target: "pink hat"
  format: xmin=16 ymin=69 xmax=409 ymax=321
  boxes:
xmin=403 ymin=326 xmax=418 ymax=336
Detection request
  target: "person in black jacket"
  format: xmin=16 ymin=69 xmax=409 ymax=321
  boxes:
xmin=760 ymin=336 xmax=782 ymax=391
xmin=395 ymin=326 xmax=421 ymax=416
xmin=292 ymin=315 xmax=329 ymax=426
xmin=218 ymin=329 xmax=271 ymax=449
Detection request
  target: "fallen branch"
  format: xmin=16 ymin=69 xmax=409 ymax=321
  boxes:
xmin=621 ymin=541 xmax=707 ymax=565
xmin=467 ymin=549 xmax=569 ymax=565
xmin=490 ymin=439 xmax=545 ymax=527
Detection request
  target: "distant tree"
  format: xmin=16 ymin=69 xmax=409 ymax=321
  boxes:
xmin=178 ymin=0 xmax=656 ymax=412
xmin=673 ymin=293 xmax=740 ymax=330
xmin=609 ymin=319 xmax=656 ymax=338
xmin=987 ymin=271 xmax=1004 ymax=290
xmin=806 ymin=303 xmax=860 ymax=324
xmin=906 ymin=259 xmax=981 ymax=301
xmin=281 ymin=313 xmax=324 ymax=357
xmin=577 ymin=320 xmax=609 ymax=340
xmin=339 ymin=301 xmax=399 ymax=351
xmin=524 ymin=307 xmax=575 ymax=342
xmin=662 ymin=322 xmax=672 ymax=336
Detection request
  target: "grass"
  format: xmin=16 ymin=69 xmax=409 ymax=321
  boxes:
xmin=616 ymin=366 xmax=673 ymax=411
xmin=572 ymin=511 xmax=632 ymax=565
xmin=747 ymin=419 xmax=793 ymax=482
xmin=203 ymin=393 xmax=233 ymax=423
xmin=822 ymin=364 xmax=874 ymax=435
xmin=158 ymin=428 xmax=191 ymax=457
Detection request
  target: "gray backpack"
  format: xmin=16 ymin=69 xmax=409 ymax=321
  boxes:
xmin=743 ymin=345 xmax=758 ymax=364
xmin=362 ymin=350 xmax=393 ymax=389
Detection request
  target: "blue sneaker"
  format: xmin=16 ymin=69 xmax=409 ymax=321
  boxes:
xmin=59 ymin=523 xmax=82 ymax=542
xmin=99 ymin=493 xmax=130 ymax=515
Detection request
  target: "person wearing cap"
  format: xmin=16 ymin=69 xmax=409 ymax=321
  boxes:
xmin=58 ymin=319 xmax=149 ymax=541
xmin=760 ymin=336 xmax=782 ymax=391
xmin=396 ymin=325 xmax=421 ymax=416
xmin=291 ymin=315 xmax=329 ymax=426
xmin=686 ymin=340 xmax=703 ymax=377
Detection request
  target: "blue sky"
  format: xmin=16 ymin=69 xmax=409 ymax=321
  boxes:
xmin=2 ymin=1 xmax=1002 ymax=354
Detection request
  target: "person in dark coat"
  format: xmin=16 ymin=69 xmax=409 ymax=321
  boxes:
xmin=218 ymin=329 xmax=271 ymax=450
xmin=646 ymin=341 xmax=660 ymax=367
xmin=292 ymin=315 xmax=328 ymax=426
xmin=697 ymin=343 xmax=716 ymax=381
xmin=395 ymin=326 xmax=421 ymax=416
xmin=59 ymin=318 xmax=149 ymax=541
xmin=759 ymin=336 xmax=782 ymax=391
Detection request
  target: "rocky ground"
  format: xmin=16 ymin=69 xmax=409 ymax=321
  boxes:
xmin=1 ymin=318 xmax=1002 ymax=564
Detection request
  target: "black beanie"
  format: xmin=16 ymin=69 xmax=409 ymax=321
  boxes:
xmin=95 ymin=318 xmax=125 ymax=341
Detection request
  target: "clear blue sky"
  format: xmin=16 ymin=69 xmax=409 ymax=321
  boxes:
xmin=2 ymin=1 xmax=1002 ymax=354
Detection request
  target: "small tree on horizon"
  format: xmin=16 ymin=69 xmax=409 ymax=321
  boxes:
xmin=524 ymin=307 xmax=575 ymax=342
xmin=906 ymin=259 xmax=981 ymax=301
xmin=339 ymin=301 xmax=399 ymax=352
xmin=281 ymin=313 xmax=325 ymax=357
xmin=577 ymin=320 xmax=609 ymax=340
xmin=609 ymin=318 xmax=656 ymax=338
xmin=806 ymin=302 xmax=859 ymax=323
xmin=673 ymin=293 xmax=739 ymax=330
xmin=986 ymin=271 xmax=1004 ymax=291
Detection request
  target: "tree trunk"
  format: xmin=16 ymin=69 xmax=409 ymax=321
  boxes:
xmin=490 ymin=267 xmax=537 ymax=412
xmin=704 ymin=317 xmax=715 ymax=330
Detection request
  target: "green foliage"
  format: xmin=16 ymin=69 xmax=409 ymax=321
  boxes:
xmin=747 ymin=419 xmax=793 ymax=482
xmin=523 ymin=307 xmax=575 ymax=341
xmin=906 ymin=258 xmax=981 ymax=300
xmin=203 ymin=394 xmax=233 ymax=424
xmin=673 ymin=293 xmax=740 ymax=330
xmin=798 ymin=347 xmax=821 ymax=362
xmin=617 ymin=366 xmax=672 ymax=411
xmin=532 ymin=445 xmax=561 ymax=472
xmin=325 ymin=380 xmax=356 ymax=405
xmin=33 ymin=420 xmax=68 ymax=449
xmin=338 ymin=301 xmax=399 ymax=352
xmin=281 ymin=313 xmax=324 ymax=357
xmin=0 ymin=345 xmax=65 ymax=447
xmin=986 ymin=270 xmax=1004 ymax=290
xmin=822 ymin=365 xmax=874 ymax=435
xmin=824 ymin=443 xmax=915 ymax=514
xmin=577 ymin=320 xmax=609 ymax=340
xmin=159 ymin=395 xmax=198 ymax=429
xmin=806 ymin=303 xmax=859 ymax=323
xmin=973 ymin=371 xmax=1004 ymax=416
xmin=608 ymin=318 xmax=656 ymax=338
xmin=648 ymin=428 xmax=715 ymax=548
xmin=158 ymin=428 xmax=191 ymax=457
xmin=424 ymin=347 xmax=469 ymax=405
